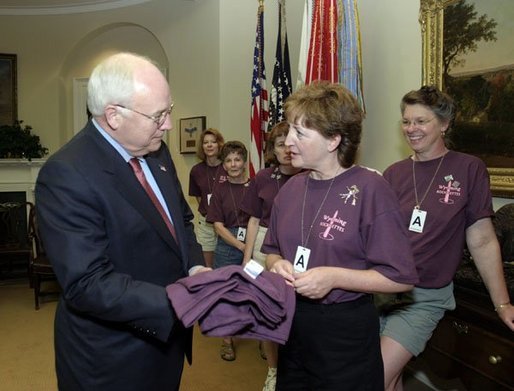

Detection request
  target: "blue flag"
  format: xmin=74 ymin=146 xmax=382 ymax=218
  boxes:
xmin=268 ymin=0 xmax=292 ymax=130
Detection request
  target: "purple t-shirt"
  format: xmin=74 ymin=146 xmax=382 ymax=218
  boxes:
xmin=383 ymin=150 xmax=493 ymax=288
xmin=240 ymin=166 xmax=296 ymax=227
xmin=206 ymin=180 xmax=251 ymax=228
xmin=189 ymin=162 xmax=227 ymax=216
xmin=262 ymin=166 xmax=418 ymax=304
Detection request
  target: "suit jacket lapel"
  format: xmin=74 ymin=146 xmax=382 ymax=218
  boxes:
xmin=146 ymin=156 xmax=185 ymax=257
xmin=88 ymin=126 xmax=181 ymax=255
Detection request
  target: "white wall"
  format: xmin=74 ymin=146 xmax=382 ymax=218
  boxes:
xmin=359 ymin=0 xmax=422 ymax=171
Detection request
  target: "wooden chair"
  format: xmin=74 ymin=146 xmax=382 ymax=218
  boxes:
xmin=28 ymin=206 xmax=58 ymax=310
xmin=0 ymin=201 xmax=34 ymax=280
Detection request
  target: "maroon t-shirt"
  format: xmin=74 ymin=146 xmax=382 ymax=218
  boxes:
xmin=206 ymin=180 xmax=251 ymax=228
xmin=240 ymin=166 xmax=296 ymax=227
xmin=189 ymin=162 xmax=227 ymax=216
xmin=262 ymin=166 xmax=418 ymax=304
xmin=383 ymin=150 xmax=493 ymax=288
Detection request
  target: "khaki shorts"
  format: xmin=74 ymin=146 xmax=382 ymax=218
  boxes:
xmin=195 ymin=215 xmax=217 ymax=252
xmin=251 ymin=226 xmax=268 ymax=267
xmin=376 ymin=282 xmax=456 ymax=356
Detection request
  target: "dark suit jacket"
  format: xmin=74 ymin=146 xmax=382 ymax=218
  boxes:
xmin=35 ymin=122 xmax=203 ymax=390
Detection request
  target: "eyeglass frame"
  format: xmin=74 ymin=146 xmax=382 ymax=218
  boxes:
xmin=401 ymin=116 xmax=436 ymax=128
xmin=115 ymin=103 xmax=174 ymax=126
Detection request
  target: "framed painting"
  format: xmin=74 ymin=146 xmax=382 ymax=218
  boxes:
xmin=179 ymin=116 xmax=206 ymax=154
xmin=420 ymin=0 xmax=514 ymax=198
xmin=0 ymin=53 xmax=17 ymax=126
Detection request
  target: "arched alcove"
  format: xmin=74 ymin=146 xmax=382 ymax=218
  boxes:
xmin=58 ymin=22 xmax=168 ymax=142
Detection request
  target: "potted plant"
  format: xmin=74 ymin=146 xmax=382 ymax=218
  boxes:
xmin=0 ymin=120 xmax=48 ymax=160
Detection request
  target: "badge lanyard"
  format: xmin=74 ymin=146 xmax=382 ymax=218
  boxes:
xmin=229 ymin=181 xmax=247 ymax=241
xmin=206 ymin=164 xmax=220 ymax=206
xmin=409 ymin=154 xmax=445 ymax=233
xmin=295 ymin=172 xmax=337 ymax=272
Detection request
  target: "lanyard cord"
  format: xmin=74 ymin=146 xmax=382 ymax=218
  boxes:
xmin=412 ymin=154 xmax=445 ymax=209
xmin=300 ymin=173 xmax=337 ymax=247
xmin=228 ymin=181 xmax=246 ymax=227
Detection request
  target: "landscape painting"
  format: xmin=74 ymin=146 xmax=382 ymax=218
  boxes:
xmin=442 ymin=0 xmax=514 ymax=172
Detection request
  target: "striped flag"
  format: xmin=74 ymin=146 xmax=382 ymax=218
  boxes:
xmin=296 ymin=0 xmax=313 ymax=88
xmin=297 ymin=0 xmax=365 ymax=109
xmin=339 ymin=0 xmax=365 ymax=110
xmin=249 ymin=0 xmax=268 ymax=178
xmin=268 ymin=0 xmax=292 ymax=130
xmin=305 ymin=0 xmax=339 ymax=84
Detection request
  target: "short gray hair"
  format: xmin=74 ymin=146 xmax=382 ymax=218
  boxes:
xmin=87 ymin=52 xmax=154 ymax=116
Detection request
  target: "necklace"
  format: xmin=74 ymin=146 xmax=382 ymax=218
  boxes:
xmin=300 ymin=171 xmax=338 ymax=246
xmin=205 ymin=164 xmax=220 ymax=194
xmin=412 ymin=154 xmax=445 ymax=209
xmin=271 ymin=166 xmax=282 ymax=192
xmin=228 ymin=180 xmax=247 ymax=227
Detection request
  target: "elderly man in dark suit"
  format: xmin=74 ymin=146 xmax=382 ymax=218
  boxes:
xmin=36 ymin=52 xmax=208 ymax=390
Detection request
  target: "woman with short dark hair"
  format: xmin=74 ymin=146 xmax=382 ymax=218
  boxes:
xmin=263 ymin=81 xmax=418 ymax=390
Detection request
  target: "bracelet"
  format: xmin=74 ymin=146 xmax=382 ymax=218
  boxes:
xmin=494 ymin=302 xmax=511 ymax=312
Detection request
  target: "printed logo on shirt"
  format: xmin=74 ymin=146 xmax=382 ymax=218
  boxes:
xmin=436 ymin=174 xmax=461 ymax=204
xmin=218 ymin=175 xmax=228 ymax=183
xmin=270 ymin=167 xmax=282 ymax=180
xmin=339 ymin=185 xmax=359 ymax=206
xmin=318 ymin=210 xmax=347 ymax=240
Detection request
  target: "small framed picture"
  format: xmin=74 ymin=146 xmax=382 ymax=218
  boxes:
xmin=0 ymin=53 xmax=17 ymax=126
xmin=179 ymin=116 xmax=206 ymax=154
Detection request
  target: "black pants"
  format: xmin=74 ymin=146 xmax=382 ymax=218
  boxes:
xmin=276 ymin=295 xmax=384 ymax=391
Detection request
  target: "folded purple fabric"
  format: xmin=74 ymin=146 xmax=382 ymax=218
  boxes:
xmin=166 ymin=265 xmax=296 ymax=344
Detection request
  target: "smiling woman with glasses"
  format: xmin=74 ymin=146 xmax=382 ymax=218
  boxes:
xmin=378 ymin=85 xmax=514 ymax=391
xmin=115 ymin=103 xmax=174 ymax=127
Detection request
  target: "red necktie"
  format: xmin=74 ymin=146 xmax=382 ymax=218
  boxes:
xmin=129 ymin=158 xmax=177 ymax=242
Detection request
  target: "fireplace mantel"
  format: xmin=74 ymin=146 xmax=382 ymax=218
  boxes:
xmin=0 ymin=159 xmax=46 ymax=204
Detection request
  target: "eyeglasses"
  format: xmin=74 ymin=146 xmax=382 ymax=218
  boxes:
xmin=116 ymin=103 xmax=174 ymax=127
xmin=401 ymin=117 xmax=435 ymax=128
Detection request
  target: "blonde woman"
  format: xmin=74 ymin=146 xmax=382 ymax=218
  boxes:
xmin=189 ymin=128 xmax=226 ymax=267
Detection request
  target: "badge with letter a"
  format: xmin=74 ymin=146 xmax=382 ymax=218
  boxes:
xmin=294 ymin=246 xmax=310 ymax=272
xmin=409 ymin=208 xmax=427 ymax=233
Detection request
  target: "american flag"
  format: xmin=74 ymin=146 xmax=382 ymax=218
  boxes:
xmin=249 ymin=0 xmax=268 ymax=178
xmin=268 ymin=0 xmax=292 ymax=130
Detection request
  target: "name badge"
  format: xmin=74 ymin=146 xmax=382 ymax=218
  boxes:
xmin=243 ymin=259 xmax=264 ymax=279
xmin=294 ymin=246 xmax=310 ymax=272
xmin=409 ymin=208 xmax=427 ymax=233
xmin=237 ymin=227 xmax=247 ymax=242
xmin=207 ymin=193 xmax=212 ymax=205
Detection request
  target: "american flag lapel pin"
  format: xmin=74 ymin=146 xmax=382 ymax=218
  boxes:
xmin=159 ymin=165 xmax=167 ymax=172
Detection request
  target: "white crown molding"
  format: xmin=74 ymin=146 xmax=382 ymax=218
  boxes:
xmin=0 ymin=0 xmax=151 ymax=15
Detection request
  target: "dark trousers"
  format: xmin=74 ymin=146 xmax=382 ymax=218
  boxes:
xmin=276 ymin=295 xmax=384 ymax=391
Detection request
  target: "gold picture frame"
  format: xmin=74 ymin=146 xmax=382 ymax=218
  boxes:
xmin=419 ymin=0 xmax=514 ymax=198
xmin=179 ymin=116 xmax=206 ymax=154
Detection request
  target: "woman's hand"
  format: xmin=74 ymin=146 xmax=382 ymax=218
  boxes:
xmin=293 ymin=267 xmax=334 ymax=299
xmin=268 ymin=258 xmax=295 ymax=286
